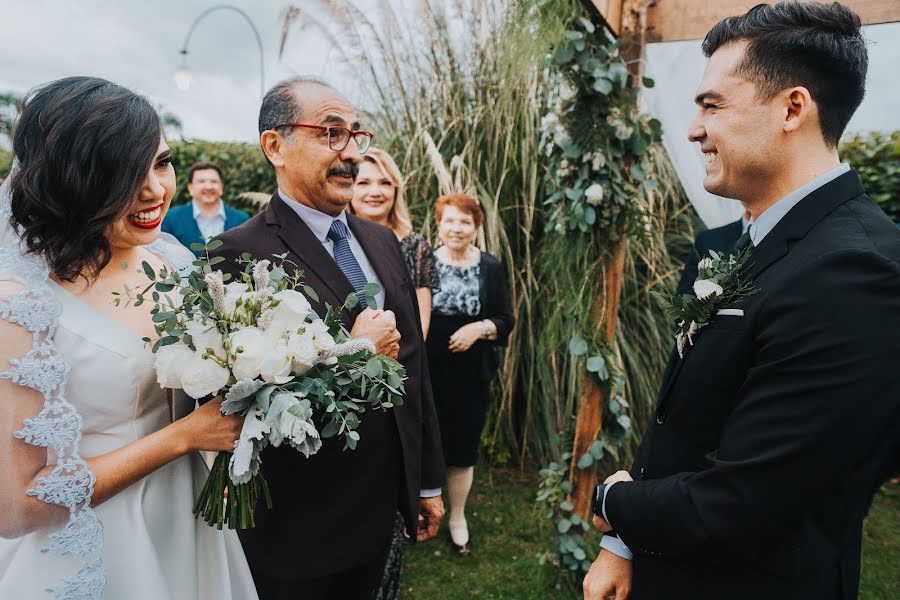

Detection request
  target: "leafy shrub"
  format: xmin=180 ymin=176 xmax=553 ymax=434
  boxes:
xmin=169 ymin=139 xmax=276 ymax=216
xmin=840 ymin=131 xmax=899 ymax=222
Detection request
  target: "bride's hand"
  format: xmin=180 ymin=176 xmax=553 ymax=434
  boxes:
xmin=175 ymin=397 xmax=244 ymax=453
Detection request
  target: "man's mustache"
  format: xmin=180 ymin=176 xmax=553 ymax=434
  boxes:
xmin=327 ymin=162 xmax=359 ymax=179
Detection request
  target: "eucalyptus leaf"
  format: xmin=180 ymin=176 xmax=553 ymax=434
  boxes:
xmin=568 ymin=335 xmax=589 ymax=356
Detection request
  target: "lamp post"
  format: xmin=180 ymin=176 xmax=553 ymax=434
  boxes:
xmin=174 ymin=5 xmax=265 ymax=99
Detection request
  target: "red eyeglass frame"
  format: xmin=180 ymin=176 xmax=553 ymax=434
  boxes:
xmin=272 ymin=123 xmax=374 ymax=152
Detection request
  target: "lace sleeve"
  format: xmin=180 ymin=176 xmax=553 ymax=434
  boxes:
xmin=0 ymin=174 xmax=106 ymax=599
xmin=145 ymin=231 xmax=194 ymax=273
xmin=402 ymin=233 xmax=438 ymax=290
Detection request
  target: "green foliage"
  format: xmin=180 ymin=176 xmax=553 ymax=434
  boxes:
xmin=542 ymin=19 xmax=662 ymax=238
xmin=0 ymin=148 xmax=11 ymax=180
xmin=168 ymin=139 xmax=276 ymax=216
xmin=840 ymin=131 xmax=899 ymax=222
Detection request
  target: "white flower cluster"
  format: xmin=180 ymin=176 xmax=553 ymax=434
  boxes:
xmin=154 ymin=282 xmax=339 ymax=399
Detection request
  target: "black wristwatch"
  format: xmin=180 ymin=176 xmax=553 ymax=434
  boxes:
xmin=591 ymin=482 xmax=608 ymax=518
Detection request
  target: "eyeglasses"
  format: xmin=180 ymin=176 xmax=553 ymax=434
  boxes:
xmin=273 ymin=123 xmax=374 ymax=153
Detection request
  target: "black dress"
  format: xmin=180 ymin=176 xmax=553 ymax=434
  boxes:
xmin=427 ymin=251 xmax=515 ymax=467
xmin=375 ymin=232 xmax=437 ymax=600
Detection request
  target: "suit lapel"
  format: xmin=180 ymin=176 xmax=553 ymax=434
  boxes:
xmin=657 ymin=170 xmax=865 ymax=408
xmin=266 ymin=195 xmax=357 ymax=312
xmin=748 ymin=170 xmax=863 ymax=280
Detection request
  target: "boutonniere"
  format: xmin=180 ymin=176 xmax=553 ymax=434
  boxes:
xmin=653 ymin=248 xmax=757 ymax=358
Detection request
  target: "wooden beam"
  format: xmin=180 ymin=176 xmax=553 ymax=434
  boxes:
xmin=646 ymin=0 xmax=900 ymax=43
xmin=589 ymin=0 xmax=625 ymax=35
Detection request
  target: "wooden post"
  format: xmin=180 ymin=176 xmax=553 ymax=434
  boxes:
xmin=568 ymin=0 xmax=650 ymax=521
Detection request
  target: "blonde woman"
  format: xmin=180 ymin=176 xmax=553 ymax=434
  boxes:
xmin=350 ymin=147 xmax=437 ymax=337
xmin=351 ymin=148 xmax=439 ymax=600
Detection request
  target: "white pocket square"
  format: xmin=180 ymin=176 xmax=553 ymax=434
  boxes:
xmin=716 ymin=308 xmax=744 ymax=316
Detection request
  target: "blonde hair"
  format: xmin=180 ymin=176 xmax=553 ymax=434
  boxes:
xmin=350 ymin=147 xmax=413 ymax=238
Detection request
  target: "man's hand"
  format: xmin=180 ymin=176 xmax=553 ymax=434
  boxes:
xmin=448 ymin=322 xmax=482 ymax=353
xmin=416 ymin=495 xmax=445 ymax=542
xmin=604 ymin=471 xmax=633 ymax=485
xmin=350 ymin=308 xmax=401 ymax=359
xmin=583 ymin=549 xmax=633 ymax=600
xmin=592 ymin=470 xmax=633 ymax=531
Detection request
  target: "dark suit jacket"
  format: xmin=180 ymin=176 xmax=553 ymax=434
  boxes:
xmin=605 ymin=171 xmax=900 ymax=599
xmin=211 ymin=193 xmax=445 ymax=580
xmin=676 ymin=218 xmax=744 ymax=296
xmin=475 ymin=252 xmax=515 ymax=380
xmin=161 ymin=202 xmax=249 ymax=255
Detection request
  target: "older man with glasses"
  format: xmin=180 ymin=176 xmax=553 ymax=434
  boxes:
xmin=210 ymin=77 xmax=446 ymax=600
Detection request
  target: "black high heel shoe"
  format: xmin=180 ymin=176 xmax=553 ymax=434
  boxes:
xmin=450 ymin=538 xmax=472 ymax=556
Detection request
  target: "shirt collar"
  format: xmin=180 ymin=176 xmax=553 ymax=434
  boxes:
xmin=191 ymin=199 xmax=225 ymax=220
xmin=749 ymin=163 xmax=851 ymax=246
xmin=277 ymin=188 xmax=349 ymax=243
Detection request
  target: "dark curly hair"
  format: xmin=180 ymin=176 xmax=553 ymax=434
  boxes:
xmin=9 ymin=76 xmax=162 ymax=282
xmin=702 ymin=2 xmax=867 ymax=148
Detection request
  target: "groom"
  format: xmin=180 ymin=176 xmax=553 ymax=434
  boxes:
xmin=585 ymin=3 xmax=900 ymax=599
xmin=212 ymin=78 xmax=445 ymax=599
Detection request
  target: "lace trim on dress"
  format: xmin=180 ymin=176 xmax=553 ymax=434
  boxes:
xmin=0 ymin=179 xmax=106 ymax=599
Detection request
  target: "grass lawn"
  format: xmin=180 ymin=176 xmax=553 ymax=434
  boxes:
xmin=401 ymin=468 xmax=900 ymax=599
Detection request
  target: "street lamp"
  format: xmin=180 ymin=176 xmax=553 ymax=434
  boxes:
xmin=174 ymin=5 xmax=266 ymax=99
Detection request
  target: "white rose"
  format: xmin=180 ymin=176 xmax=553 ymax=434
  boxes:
xmin=229 ymin=326 xmax=269 ymax=381
xmin=305 ymin=319 xmax=336 ymax=352
xmin=154 ymin=342 xmax=194 ymax=389
xmin=558 ymin=81 xmax=577 ymax=101
xmin=697 ymin=257 xmax=714 ymax=271
xmin=584 ymin=183 xmax=604 ymax=206
xmin=259 ymin=339 xmax=294 ymax=384
xmin=693 ymin=278 xmax=724 ymax=300
xmin=287 ymin=332 xmax=318 ymax=375
xmin=267 ymin=289 xmax=313 ymax=337
xmin=180 ymin=354 xmax=230 ymax=399
xmin=185 ymin=316 xmax=225 ymax=358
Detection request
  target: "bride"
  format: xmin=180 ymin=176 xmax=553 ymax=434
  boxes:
xmin=0 ymin=77 xmax=258 ymax=599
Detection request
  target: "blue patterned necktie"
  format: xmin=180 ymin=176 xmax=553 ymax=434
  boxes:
xmin=326 ymin=219 xmax=369 ymax=308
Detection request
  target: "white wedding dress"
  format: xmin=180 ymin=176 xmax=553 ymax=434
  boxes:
xmin=0 ymin=177 xmax=258 ymax=600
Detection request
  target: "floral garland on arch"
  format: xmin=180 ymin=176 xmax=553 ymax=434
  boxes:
xmin=535 ymin=14 xmax=664 ymax=578
xmin=540 ymin=17 xmax=662 ymax=240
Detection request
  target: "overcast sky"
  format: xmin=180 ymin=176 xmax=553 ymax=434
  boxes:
xmin=1 ymin=1 xmax=898 ymax=145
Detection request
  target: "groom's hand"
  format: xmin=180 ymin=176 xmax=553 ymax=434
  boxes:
xmin=416 ymin=496 xmax=445 ymax=542
xmin=350 ymin=308 xmax=401 ymax=359
xmin=583 ymin=549 xmax=632 ymax=600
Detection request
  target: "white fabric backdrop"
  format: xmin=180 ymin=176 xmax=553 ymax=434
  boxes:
xmin=641 ymin=23 xmax=900 ymax=229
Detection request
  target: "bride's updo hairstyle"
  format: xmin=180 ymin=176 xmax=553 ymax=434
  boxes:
xmin=9 ymin=76 xmax=163 ymax=282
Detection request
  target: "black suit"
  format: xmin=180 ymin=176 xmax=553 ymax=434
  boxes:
xmin=605 ymin=171 xmax=900 ymax=599
xmin=211 ymin=194 xmax=445 ymax=597
xmin=676 ymin=218 xmax=744 ymax=296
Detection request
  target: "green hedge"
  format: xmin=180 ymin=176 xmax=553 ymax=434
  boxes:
xmin=168 ymin=139 xmax=276 ymax=216
xmin=841 ymin=131 xmax=899 ymax=222
xmin=0 ymin=148 xmax=11 ymax=180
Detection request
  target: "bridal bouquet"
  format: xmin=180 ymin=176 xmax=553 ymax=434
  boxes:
xmin=114 ymin=240 xmax=406 ymax=528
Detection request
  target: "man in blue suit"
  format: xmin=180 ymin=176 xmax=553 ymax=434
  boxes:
xmin=162 ymin=161 xmax=249 ymax=254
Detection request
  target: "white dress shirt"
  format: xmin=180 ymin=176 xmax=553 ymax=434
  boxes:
xmin=192 ymin=199 xmax=226 ymax=240
xmin=277 ymin=189 xmax=386 ymax=309
xmin=599 ymin=162 xmax=853 ymax=560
